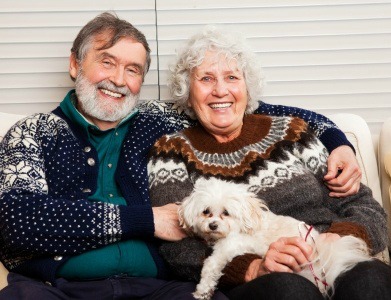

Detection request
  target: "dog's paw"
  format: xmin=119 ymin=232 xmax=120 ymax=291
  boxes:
xmin=193 ymin=290 xmax=213 ymax=300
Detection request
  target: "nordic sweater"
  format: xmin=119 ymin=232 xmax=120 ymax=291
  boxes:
xmin=0 ymin=90 xmax=353 ymax=284
xmin=147 ymin=114 xmax=388 ymax=283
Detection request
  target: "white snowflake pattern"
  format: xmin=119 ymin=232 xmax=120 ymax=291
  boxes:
xmin=8 ymin=117 xmax=39 ymax=150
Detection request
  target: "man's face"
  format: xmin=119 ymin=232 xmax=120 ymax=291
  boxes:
xmin=70 ymin=36 xmax=147 ymax=125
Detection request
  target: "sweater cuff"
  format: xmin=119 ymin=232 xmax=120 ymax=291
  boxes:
xmin=119 ymin=204 xmax=155 ymax=239
xmin=319 ymin=127 xmax=355 ymax=154
xmin=326 ymin=221 xmax=371 ymax=249
xmin=219 ymin=253 xmax=261 ymax=287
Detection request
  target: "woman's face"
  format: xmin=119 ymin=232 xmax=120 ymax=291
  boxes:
xmin=189 ymin=51 xmax=248 ymax=143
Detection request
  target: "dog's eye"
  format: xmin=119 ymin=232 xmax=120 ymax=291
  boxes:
xmin=203 ymin=209 xmax=210 ymax=215
xmin=223 ymin=210 xmax=229 ymax=216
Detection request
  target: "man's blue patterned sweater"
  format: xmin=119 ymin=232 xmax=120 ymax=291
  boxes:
xmin=0 ymin=91 xmax=351 ymax=284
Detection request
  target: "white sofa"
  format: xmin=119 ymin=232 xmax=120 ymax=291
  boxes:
xmin=0 ymin=112 xmax=390 ymax=288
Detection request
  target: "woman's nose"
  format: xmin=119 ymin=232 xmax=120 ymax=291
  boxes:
xmin=212 ymin=80 xmax=229 ymax=97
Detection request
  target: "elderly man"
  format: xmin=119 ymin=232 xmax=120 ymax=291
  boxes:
xmin=0 ymin=12 xmax=361 ymax=299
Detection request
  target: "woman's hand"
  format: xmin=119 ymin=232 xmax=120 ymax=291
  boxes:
xmin=317 ymin=232 xmax=341 ymax=243
xmin=244 ymin=236 xmax=313 ymax=282
xmin=324 ymin=145 xmax=362 ymax=197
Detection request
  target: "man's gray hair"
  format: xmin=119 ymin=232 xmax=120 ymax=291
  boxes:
xmin=70 ymin=12 xmax=151 ymax=81
xmin=168 ymin=26 xmax=264 ymax=118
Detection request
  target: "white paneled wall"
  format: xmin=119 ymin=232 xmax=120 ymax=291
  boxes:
xmin=0 ymin=0 xmax=158 ymax=114
xmin=156 ymin=0 xmax=391 ymax=141
xmin=1 ymin=0 xmax=391 ymax=141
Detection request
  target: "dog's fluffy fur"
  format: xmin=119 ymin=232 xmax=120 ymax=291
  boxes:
xmin=179 ymin=178 xmax=371 ymax=300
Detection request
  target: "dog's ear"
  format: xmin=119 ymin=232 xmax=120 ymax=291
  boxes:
xmin=178 ymin=195 xmax=197 ymax=232
xmin=240 ymin=196 xmax=265 ymax=233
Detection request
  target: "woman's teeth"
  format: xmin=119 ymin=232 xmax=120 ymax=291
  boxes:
xmin=209 ymin=103 xmax=232 ymax=109
xmin=101 ymin=89 xmax=122 ymax=98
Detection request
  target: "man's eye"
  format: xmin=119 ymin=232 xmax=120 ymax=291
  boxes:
xmin=127 ymin=69 xmax=141 ymax=76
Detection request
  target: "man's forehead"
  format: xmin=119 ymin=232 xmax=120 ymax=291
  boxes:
xmin=89 ymin=36 xmax=146 ymax=61
xmin=92 ymin=35 xmax=122 ymax=49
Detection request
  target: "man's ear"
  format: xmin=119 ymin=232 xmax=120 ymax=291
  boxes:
xmin=69 ymin=53 xmax=79 ymax=81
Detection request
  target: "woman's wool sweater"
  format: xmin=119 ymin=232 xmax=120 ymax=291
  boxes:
xmin=148 ymin=114 xmax=388 ymax=284
xmin=0 ymin=90 xmax=354 ymax=284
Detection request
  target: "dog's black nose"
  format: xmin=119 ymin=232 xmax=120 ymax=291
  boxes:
xmin=209 ymin=223 xmax=218 ymax=231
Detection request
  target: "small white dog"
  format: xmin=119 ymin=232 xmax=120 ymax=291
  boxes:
xmin=179 ymin=178 xmax=371 ymax=300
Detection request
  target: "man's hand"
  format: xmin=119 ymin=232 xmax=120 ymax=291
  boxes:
xmin=244 ymin=237 xmax=313 ymax=282
xmin=324 ymin=145 xmax=362 ymax=197
xmin=152 ymin=203 xmax=187 ymax=241
xmin=0 ymin=262 xmax=8 ymax=290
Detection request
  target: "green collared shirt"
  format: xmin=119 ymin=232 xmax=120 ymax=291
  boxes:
xmin=57 ymin=91 xmax=157 ymax=279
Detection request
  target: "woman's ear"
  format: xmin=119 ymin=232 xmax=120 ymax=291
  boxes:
xmin=69 ymin=53 xmax=79 ymax=80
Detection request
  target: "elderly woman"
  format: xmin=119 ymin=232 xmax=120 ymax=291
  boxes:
xmin=148 ymin=27 xmax=391 ymax=299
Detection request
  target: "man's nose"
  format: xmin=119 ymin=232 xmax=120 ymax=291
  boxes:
xmin=110 ymin=67 xmax=126 ymax=87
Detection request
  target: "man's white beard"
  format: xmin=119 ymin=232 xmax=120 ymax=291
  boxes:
xmin=75 ymin=71 xmax=140 ymax=122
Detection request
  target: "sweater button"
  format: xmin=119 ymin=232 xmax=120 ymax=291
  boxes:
xmin=54 ymin=256 xmax=63 ymax=261
xmin=82 ymin=188 xmax=91 ymax=193
xmin=87 ymin=158 xmax=95 ymax=166
xmin=83 ymin=146 xmax=92 ymax=153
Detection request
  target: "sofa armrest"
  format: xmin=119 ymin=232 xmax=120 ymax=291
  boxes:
xmin=385 ymin=153 xmax=391 ymax=180
xmin=328 ymin=113 xmax=389 ymax=263
xmin=0 ymin=112 xmax=26 ymax=142
xmin=327 ymin=113 xmax=382 ymax=204
xmin=0 ymin=112 xmax=25 ymax=290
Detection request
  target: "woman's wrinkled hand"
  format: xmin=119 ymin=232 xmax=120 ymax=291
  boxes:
xmin=324 ymin=145 xmax=362 ymax=197
xmin=244 ymin=236 xmax=313 ymax=282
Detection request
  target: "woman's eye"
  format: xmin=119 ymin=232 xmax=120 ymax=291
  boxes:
xmin=228 ymin=75 xmax=237 ymax=80
xmin=201 ymin=76 xmax=212 ymax=82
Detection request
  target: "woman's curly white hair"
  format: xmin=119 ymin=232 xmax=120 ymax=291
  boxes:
xmin=168 ymin=26 xmax=264 ymax=119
